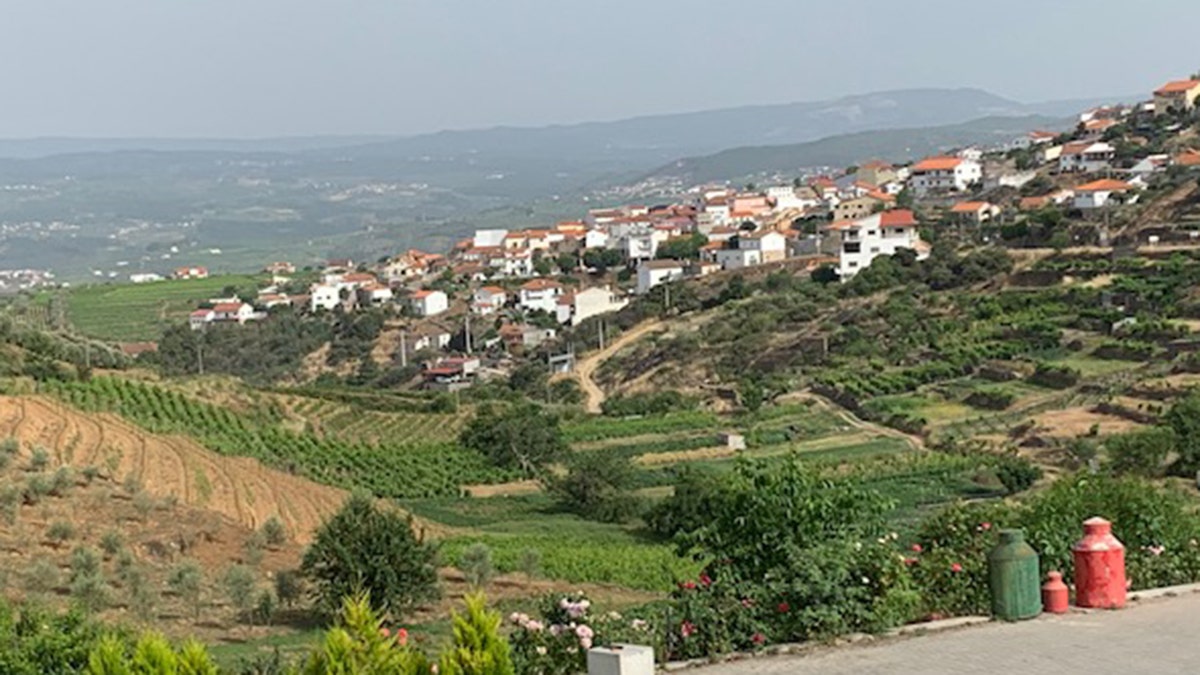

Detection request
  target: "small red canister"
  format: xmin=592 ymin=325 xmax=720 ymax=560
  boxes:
xmin=1042 ymin=571 xmax=1069 ymax=614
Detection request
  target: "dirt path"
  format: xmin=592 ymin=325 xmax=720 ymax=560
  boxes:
xmin=575 ymin=320 xmax=666 ymax=414
xmin=793 ymin=392 xmax=926 ymax=451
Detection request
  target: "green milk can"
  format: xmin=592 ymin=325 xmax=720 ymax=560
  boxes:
xmin=988 ymin=529 xmax=1042 ymax=621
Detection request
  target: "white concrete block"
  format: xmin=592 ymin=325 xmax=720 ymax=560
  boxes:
xmin=587 ymin=644 xmax=655 ymax=675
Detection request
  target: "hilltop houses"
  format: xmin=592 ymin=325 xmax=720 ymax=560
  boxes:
xmin=636 ymin=259 xmax=686 ymax=294
xmin=909 ymin=156 xmax=982 ymax=195
xmin=189 ymin=299 xmax=260 ymax=329
xmin=827 ymin=210 xmax=927 ymax=279
xmin=1059 ymin=141 xmax=1115 ymax=173
xmin=556 ymin=286 xmax=628 ymax=326
xmin=1073 ymin=179 xmax=1139 ymax=210
xmin=408 ymin=289 xmax=449 ymax=317
xmin=174 ymin=266 xmax=209 ymax=280
xmin=518 ymin=279 xmax=564 ymax=313
xmin=1154 ymin=79 xmax=1200 ymax=115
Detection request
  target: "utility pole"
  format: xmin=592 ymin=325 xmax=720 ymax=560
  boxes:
xmin=400 ymin=330 xmax=408 ymax=368
xmin=195 ymin=337 xmax=204 ymax=376
xmin=664 ymin=283 xmax=671 ymax=310
xmin=598 ymin=320 xmax=606 ymax=351
xmin=464 ymin=312 xmax=472 ymax=355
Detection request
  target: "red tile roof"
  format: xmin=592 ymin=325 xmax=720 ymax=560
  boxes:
xmin=912 ymin=156 xmax=963 ymax=172
xmin=520 ymin=279 xmax=563 ymax=291
xmin=212 ymin=302 xmax=245 ymax=313
xmin=951 ymin=201 xmax=991 ymax=213
xmin=1075 ymin=179 xmax=1132 ymax=192
xmin=879 ymin=210 xmax=918 ymax=228
xmin=1156 ymin=80 xmax=1200 ymax=95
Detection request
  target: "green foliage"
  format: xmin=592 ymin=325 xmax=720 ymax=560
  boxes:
xmin=992 ymin=455 xmax=1043 ymax=494
xmin=1165 ymin=391 xmax=1200 ymax=475
xmin=963 ymin=387 xmax=1016 ymax=411
xmin=459 ymin=403 xmax=567 ymax=477
xmin=274 ymin=570 xmax=304 ymax=609
xmin=1106 ymin=427 xmax=1176 ymax=477
xmin=438 ymin=592 xmax=515 ymax=675
xmin=1028 ymin=362 xmax=1080 ymax=389
xmin=86 ymin=632 xmax=219 ymax=675
xmin=460 ymin=543 xmax=495 ymax=589
xmin=260 ymin=516 xmax=288 ymax=547
xmin=299 ymin=593 xmax=433 ymax=675
xmin=0 ymin=601 xmax=110 ymax=674
xmin=168 ymin=561 xmax=205 ymax=620
xmin=223 ymin=565 xmax=258 ymax=620
xmin=48 ymin=520 xmax=76 ymax=546
xmin=646 ymin=466 xmax=725 ymax=540
xmin=302 ymin=494 xmax=440 ymax=619
xmin=156 ymin=311 xmax=331 ymax=382
xmin=656 ymin=233 xmax=708 ymax=260
xmin=548 ymin=451 xmax=640 ymax=523
xmin=601 ymin=391 xmax=693 ymax=417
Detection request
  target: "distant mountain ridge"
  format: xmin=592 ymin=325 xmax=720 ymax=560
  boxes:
xmin=0 ymin=88 xmax=1128 ymax=163
xmin=643 ymin=115 xmax=1073 ymax=184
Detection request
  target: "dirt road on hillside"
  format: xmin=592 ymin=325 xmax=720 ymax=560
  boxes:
xmin=575 ymin=320 xmax=666 ymax=413
xmin=792 ymin=392 xmax=926 ymax=451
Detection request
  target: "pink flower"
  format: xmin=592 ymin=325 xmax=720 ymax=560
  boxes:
xmin=911 ymin=543 xmax=923 ymax=553
xmin=699 ymin=573 xmax=713 ymax=587
xmin=751 ymin=632 xmax=766 ymax=645
xmin=575 ymin=625 xmax=594 ymax=640
xmin=741 ymin=598 xmax=754 ymax=609
xmin=395 ymin=627 xmax=409 ymax=646
xmin=680 ymin=580 xmax=697 ymax=591
xmin=777 ymin=601 xmax=790 ymax=614
xmin=680 ymin=621 xmax=697 ymax=638
xmin=950 ymin=563 xmax=963 ymax=573
xmin=979 ymin=522 xmax=992 ymax=531
xmin=903 ymin=557 xmax=918 ymax=566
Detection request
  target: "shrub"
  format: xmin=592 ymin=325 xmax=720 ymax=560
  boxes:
xmin=517 ymin=549 xmax=541 ymax=584
xmin=460 ymin=543 xmax=494 ymax=589
xmin=86 ymin=633 xmax=218 ymax=674
xmin=223 ymin=565 xmax=257 ymax=621
xmin=438 ymin=592 xmax=514 ymax=675
xmin=964 ymin=388 xmax=1016 ymax=411
xmin=99 ymin=531 xmax=123 ymax=558
xmin=261 ymin=516 xmax=287 ymax=547
xmin=302 ymin=494 xmax=440 ymax=619
xmin=29 ymin=446 xmax=49 ymax=471
xmin=168 ymin=560 xmax=204 ymax=619
xmin=459 ymin=403 xmax=567 ymax=477
xmin=47 ymin=520 xmax=75 ymax=546
xmin=992 ymin=455 xmax=1043 ymax=494
xmin=1106 ymin=427 xmax=1176 ymax=477
xmin=274 ymin=569 xmax=304 ymax=608
xmin=601 ymin=391 xmax=693 ymax=417
xmin=25 ymin=558 xmax=60 ymax=595
xmin=299 ymin=593 xmax=432 ymax=674
xmin=1028 ymin=363 xmax=1080 ymax=389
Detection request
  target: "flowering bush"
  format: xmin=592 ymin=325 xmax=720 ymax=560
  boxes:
xmin=508 ymin=593 xmax=661 ymax=675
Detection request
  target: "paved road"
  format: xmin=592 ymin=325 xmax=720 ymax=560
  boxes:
xmin=698 ymin=593 xmax=1200 ymax=675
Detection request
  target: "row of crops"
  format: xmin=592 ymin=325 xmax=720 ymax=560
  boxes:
xmin=40 ymin=377 xmax=514 ymax=498
xmin=281 ymin=396 xmax=469 ymax=444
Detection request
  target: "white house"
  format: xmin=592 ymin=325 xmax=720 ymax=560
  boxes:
xmin=357 ymin=284 xmax=394 ymax=306
xmin=584 ymin=229 xmax=610 ymax=249
xmin=636 ymin=259 xmax=686 ymax=294
xmin=517 ymin=279 xmax=564 ymax=313
xmin=949 ymin=201 xmax=1002 ymax=224
xmin=310 ymin=284 xmax=342 ymax=312
xmin=738 ymin=230 xmax=788 ymax=263
xmin=130 ymin=273 xmax=163 ymax=284
xmin=409 ymin=290 xmax=449 ymax=317
xmin=188 ymin=309 xmax=215 ymax=330
xmin=1058 ymin=142 xmax=1115 ymax=173
xmin=909 ymin=157 xmax=982 ymax=195
xmin=557 ymin=286 xmax=629 ymax=326
xmin=1073 ymin=179 xmax=1138 ymax=210
xmin=621 ymin=231 xmax=658 ymax=261
xmin=211 ymin=301 xmax=257 ymax=324
xmin=715 ymin=248 xmax=762 ymax=270
xmin=472 ymin=286 xmax=507 ymax=315
xmin=829 ymin=210 xmax=927 ymax=279
xmin=473 ymin=229 xmax=509 ymax=248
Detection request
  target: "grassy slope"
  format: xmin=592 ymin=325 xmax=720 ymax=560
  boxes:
xmin=63 ymin=274 xmax=264 ymax=341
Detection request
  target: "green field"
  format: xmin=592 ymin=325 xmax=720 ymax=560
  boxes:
xmin=62 ymin=274 xmax=266 ymax=341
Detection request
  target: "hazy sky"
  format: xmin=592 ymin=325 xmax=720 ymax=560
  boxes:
xmin=3 ymin=0 xmax=1198 ymax=138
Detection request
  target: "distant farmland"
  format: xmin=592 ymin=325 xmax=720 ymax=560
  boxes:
xmin=63 ymin=274 xmax=264 ymax=341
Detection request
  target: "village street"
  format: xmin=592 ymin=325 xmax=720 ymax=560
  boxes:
xmin=697 ymin=592 xmax=1200 ymax=675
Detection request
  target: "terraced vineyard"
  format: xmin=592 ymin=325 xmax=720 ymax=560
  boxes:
xmin=40 ymin=377 xmax=515 ymax=498
xmin=277 ymin=395 xmax=471 ymax=444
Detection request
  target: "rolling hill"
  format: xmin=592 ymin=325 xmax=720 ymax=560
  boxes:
xmin=642 ymin=115 xmax=1071 ymax=183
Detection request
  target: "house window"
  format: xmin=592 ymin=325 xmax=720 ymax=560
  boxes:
xmin=848 ymin=261 xmax=858 ymax=268
xmin=843 ymin=242 xmax=861 ymax=254
xmin=870 ymin=247 xmax=880 ymax=253
xmin=867 ymin=230 xmax=876 ymax=236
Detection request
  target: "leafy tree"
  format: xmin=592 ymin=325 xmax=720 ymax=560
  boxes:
xmin=86 ymin=633 xmax=218 ymax=675
xmin=459 ymin=403 xmax=567 ymax=476
xmin=274 ymin=569 xmax=304 ymax=609
xmin=582 ymin=248 xmax=624 ymax=274
xmin=555 ymin=252 xmax=578 ymax=273
xmin=517 ymin=549 xmax=541 ymax=585
xmin=1106 ymin=427 xmax=1176 ymax=477
xmin=438 ymin=593 xmax=515 ymax=675
xmin=656 ymin=233 xmax=708 ymax=260
xmin=260 ymin=516 xmax=287 ymax=548
xmin=168 ymin=560 xmax=205 ymax=620
xmin=1166 ymin=391 xmax=1200 ymax=475
xmin=648 ymin=466 xmax=726 ymax=539
xmin=0 ymin=602 xmax=109 ymax=674
xmin=302 ymin=495 xmax=440 ymax=619
xmin=548 ymin=451 xmax=639 ymax=523
xmin=223 ymin=565 xmax=258 ymax=621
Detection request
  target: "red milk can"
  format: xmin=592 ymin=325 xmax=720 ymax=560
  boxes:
xmin=1042 ymin=571 xmax=1069 ymax=614
xmin=1072 ymin=517 xmax=1126 ymax=609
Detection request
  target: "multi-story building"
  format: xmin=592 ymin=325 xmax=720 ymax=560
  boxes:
xmin=909 ymin=157 xmax=982 ymax=195
xmin=828 ymin=209 xmax=927 ymax=279
xmin=1059 ymin=142 xmax=1115 ymax=173
xmin=1154 ymin=79 xmax=1200 ymax=115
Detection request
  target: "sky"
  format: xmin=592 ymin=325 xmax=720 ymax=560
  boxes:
xmin=2 ymin=0 xmax=1198 ymax=139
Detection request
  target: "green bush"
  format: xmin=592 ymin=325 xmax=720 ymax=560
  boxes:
xmin=302 ymin=495 xmax=440 ymax=619
xmin=964 ymin=388 xmax=1016 ymax=411
xmin=1028 ymin=363 xmax=1080 ymax=389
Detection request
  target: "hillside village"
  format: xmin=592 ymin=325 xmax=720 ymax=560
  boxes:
xmin=151 ymin=76 xmax=1200 ymax=391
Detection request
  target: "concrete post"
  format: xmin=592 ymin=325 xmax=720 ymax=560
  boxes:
xmin=587 ymin=644 xmax=654 ymax=675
